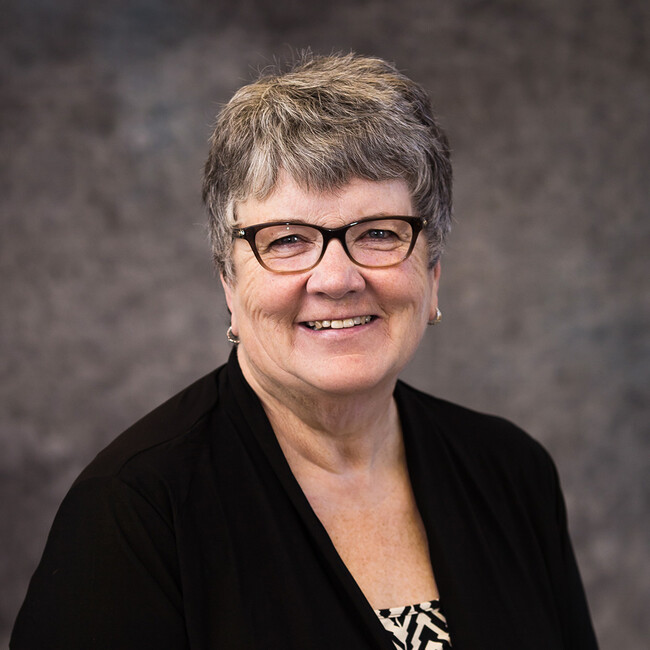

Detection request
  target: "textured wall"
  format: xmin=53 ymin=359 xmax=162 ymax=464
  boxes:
xmin=1 ymin=0 xmax=648 ymax=646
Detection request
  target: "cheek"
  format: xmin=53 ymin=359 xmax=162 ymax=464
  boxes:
xmin=380 ymin=264 xmax=433 ymax=309
xmin=234 ymin=274 xmax=303 ymax=328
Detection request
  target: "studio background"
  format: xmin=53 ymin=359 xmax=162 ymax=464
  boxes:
xmin=1 ymin=0 xmax=648 ymax=647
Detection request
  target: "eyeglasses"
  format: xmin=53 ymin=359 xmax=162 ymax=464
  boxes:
xmin=233 ymin=216 xmax=427 ymax=274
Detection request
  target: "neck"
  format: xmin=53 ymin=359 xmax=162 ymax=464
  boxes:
xmin=237 ymin=349 xmax=402 ymax=476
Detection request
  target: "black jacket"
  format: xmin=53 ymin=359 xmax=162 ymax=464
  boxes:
xmin=12 ymin=350 xmax=598 ymax=649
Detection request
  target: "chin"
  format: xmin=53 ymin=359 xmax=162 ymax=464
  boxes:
xmin=297 ymin=360 xmax=399 ymax=397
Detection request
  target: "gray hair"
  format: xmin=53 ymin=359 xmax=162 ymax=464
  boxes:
xmin=202 ymin=52 xmax=452 ymax=282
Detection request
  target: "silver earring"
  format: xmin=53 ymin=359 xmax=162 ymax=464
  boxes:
xmin=428 ymin=307 xmax=442 ymax=325
xmin=226 ymin=326 xmax=240 ymax=345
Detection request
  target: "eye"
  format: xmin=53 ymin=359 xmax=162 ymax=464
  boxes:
xmin=362 ymin=228 xmax=398 ymax=240
xmin=268 ymin=234 xmax=305 ymax=248
xmin=262 ymin=233 xmax=312 ymax=258
xmin=354 ymin=226 xmax=402 ymax=247
xmin=256 ymin=225 xmax=320 ymax=259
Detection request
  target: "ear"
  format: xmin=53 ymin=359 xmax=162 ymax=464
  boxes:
xmin=220 ymin=273 xmax=238 ymax=334
xmin=428 ymin=261 xmax=442 ymax=323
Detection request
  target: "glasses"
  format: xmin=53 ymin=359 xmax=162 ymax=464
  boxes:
xmin=233 ymin=216 xmax=427 ymax=274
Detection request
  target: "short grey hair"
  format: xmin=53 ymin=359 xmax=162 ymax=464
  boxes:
xmin=202 ymin=52 xmax=452 ymax=282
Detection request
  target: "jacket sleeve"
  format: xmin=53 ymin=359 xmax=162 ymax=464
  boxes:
xmin=539 ymin=455 xmax=599 ymax=649
xmin=10 ymin=475 xmax=189 ymax=650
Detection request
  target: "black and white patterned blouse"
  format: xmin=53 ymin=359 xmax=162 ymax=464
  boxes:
xmin=376 ymin=600 xmax=452 ymax=650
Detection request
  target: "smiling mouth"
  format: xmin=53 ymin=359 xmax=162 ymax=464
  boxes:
xmin=304 ymin=315 xmax=375 ymax=330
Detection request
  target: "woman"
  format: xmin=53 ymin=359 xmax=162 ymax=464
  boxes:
xmin=12 ymin=53 xmax=598 ymax=649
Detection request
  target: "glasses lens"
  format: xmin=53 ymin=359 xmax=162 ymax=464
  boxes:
xmin=254 ymin=224 xmax=323 ymax=272
xmin=346 ymin=219 xmax=414 ymax=267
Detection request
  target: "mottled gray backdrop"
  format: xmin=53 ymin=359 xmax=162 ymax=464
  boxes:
xmin=1 ymin=0 xmax=648 ymax=647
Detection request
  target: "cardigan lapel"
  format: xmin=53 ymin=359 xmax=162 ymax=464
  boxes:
xmin=222 ymin=349 xmax=397 ymax=650
xmin=396 ymin=386 xmax=476 ymax=649
xmin=396 ymin=382 xmax=528 ymax=650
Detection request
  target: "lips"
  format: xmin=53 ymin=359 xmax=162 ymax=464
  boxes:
xmin=304 ymin=315 xmax=374 ymax=330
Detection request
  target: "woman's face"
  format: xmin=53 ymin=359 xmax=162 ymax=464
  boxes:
xmin=222 ymin=174 xmax=440 ymax=400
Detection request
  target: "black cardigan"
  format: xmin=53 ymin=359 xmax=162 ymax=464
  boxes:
xmin=12 ymin=351 xmax=598 ymax=649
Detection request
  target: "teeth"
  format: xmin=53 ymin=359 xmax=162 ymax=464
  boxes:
xmin=306 ymin=316 xmax=372 ymax=330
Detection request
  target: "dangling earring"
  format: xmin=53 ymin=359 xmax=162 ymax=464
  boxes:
xmin=226 ymin=326 xmax=240 ymax=345
xmin=428 ymin=307 xmax=442 ymax=326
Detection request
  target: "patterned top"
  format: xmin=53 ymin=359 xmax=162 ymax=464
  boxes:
xmin=376 ymin=600 xmax=452 ymax=650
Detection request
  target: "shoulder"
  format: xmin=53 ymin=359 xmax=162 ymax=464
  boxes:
xmin=74 ymin=365 xmax=225 ymax=490
xmin=395 ymin=380 xmax=558 ymax=487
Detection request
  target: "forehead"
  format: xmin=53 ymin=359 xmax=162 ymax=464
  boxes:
xmin=236 ymin=174 xmax=414 ymax=227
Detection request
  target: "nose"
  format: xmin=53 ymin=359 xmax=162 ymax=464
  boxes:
xmin=305 ymin=238 xmax=366 ymax=298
